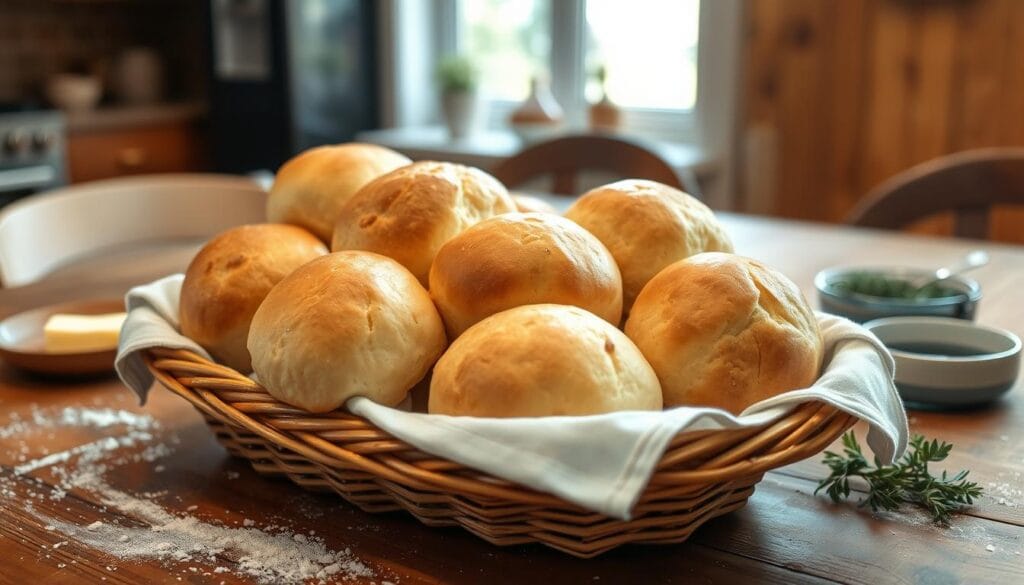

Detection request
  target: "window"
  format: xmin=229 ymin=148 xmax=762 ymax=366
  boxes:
xmin=460 ymin=0 xmax=549 ymax=102
xmin=448 ymin=0 xmax=704 ymax=141
xmin=584 ymin=0 xmax=699 ymax=111
xmin=378 ymin=0 xmax=741 ymax=206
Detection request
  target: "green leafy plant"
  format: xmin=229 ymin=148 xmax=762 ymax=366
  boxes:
xmin=816 ymin=432 xmax=983 ymax=525
xmin=436 ymin=55 xmax=478 ymax=93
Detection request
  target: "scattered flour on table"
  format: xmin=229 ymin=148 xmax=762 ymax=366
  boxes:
xmin=0 ymin=406 xmax=155 ymax=439
xmin=987 ymin=472 xmax=1023 ymax=508
xmin=13 ymin=432 xmax=154 ymax=476
xmin=1 ymin=405 xmax=377 ymax=584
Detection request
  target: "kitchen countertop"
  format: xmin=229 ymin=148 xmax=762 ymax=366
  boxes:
xmin=65 ymin=101 xmax=207 ymax=134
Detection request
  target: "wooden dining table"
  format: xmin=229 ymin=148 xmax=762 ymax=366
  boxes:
xmin=0 ymin=210 xmax=1021 ymax=585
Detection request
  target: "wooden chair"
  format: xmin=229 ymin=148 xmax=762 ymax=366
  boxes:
xmin=0 ymin=174 xmax=267 ymax=287
xmin=847 ymin=148 xmax=1024 ymax=239
xmin=490 ymin=134 xmax=695 ymax=197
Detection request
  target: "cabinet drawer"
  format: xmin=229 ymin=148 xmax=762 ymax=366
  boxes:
xmin=67 ymin=123 xmax=207 ymax=183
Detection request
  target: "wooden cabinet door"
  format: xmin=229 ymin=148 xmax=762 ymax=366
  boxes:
xmin=67 ymin=123 xmax=207 ymax=183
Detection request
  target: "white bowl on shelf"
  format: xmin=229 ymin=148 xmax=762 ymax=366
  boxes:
xmin=46 ymin=74 xmax=102 ymax=112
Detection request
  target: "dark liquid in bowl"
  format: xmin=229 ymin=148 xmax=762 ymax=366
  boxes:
xmin=887 ymin=342 xmax=989 ymax=357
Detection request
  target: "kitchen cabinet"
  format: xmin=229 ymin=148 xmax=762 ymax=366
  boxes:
xmin=66 ymin=111 xmax=207 ymax=183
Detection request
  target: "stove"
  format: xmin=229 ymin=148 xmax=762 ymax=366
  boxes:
xmin=0 ymin=105 xmax=67 ymax=206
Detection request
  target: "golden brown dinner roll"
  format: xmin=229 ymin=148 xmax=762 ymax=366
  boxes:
xmin=179 ymin=224 xmax=328 ymax=373
xmin=267 ymin=143 xmax=411 ymax=241
xmin=564 ymin=179 xmax=733 ymax=316
xmin=429 ymin=213 xmax=622 ymax=338
xmin=430 ymin=304 xmax=662 ymax=417
xmin=624 ymin=253 xmax=822 ymax=414
xmin=331 ymin=161 xmax=516 ymax=285
xmin=248 ymin=251 xmax=446 ymax=413
xmin=512 ymin=193 xmax=558 ymax=214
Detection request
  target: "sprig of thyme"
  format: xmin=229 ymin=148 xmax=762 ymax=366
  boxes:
xmin=816 ymin=432 xmax=983 ymax=525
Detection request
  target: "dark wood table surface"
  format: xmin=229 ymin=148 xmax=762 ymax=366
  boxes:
xmin=1 ymin=214 xmax=1022 ymax=584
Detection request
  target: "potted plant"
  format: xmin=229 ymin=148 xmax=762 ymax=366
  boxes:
xmin=436 ymin=56 xmax=479 ymax=139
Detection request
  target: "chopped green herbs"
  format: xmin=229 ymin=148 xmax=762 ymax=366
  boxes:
xmin=827 ymin=272 xmax=961 ymax=300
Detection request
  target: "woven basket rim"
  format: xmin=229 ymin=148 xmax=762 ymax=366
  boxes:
xmin=144 ymin=346 xmax=858 ymax=511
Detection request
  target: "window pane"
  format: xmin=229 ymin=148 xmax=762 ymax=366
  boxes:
xmin=460 ymin=0 xmax=550 ymax=101
xmin=585 ymin=0 xmax=699 ymax=110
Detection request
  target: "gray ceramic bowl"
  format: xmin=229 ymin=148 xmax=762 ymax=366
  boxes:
xmin=815 ymin=267 xmax=981 ymax=323
xmin=864 ymin=316 xmax=1021 ymax=407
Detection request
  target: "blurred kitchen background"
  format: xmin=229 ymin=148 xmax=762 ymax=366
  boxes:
xmin=1 ymin=0 xmax=1022 ymax=242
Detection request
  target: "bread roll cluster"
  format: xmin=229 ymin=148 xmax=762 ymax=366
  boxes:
xmin=179 ymin=142 xmax=822 ymax=417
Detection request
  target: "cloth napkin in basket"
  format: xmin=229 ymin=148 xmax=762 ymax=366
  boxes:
xmin=117 ymin=275 xmax=908 ymax=520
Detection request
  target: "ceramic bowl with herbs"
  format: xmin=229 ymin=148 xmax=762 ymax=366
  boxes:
xmin=814 ymin=267 xmax=981 ymax=323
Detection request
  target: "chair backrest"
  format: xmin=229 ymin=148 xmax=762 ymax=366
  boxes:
xmin=847 ymin=148 xmax=1024 ymax=239
xmin=490 ymin=134 xmax=688 ymax=196
xmin=0 ymin=173 xmax=267 ymax=287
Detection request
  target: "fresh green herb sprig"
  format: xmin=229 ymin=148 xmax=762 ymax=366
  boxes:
xmin=816 ymin=432 xmax=983 ymax=525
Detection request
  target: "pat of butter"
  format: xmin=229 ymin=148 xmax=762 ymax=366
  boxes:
xmin=43 ymin=312 xmax=127 ymax=354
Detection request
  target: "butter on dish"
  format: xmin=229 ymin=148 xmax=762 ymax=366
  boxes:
xmin=43 ymin=312 xmax=126 ymax=353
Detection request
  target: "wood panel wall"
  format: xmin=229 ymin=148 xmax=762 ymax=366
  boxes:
xmin=739 ymin=0 xmax=1024 ymax=242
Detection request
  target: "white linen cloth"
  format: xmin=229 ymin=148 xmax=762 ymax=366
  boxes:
xmin=116 ymin=275 xmax=908 ymax=520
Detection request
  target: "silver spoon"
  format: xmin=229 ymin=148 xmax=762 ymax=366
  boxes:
xmin=913 ymin=250 xmax=989 ymax=291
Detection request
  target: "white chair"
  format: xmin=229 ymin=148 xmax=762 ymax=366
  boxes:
xmin=0 ymin=174 xmax=268 ymax=287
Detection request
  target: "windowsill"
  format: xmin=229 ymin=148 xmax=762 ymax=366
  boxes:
xmin=354 ymin=126 xmax=719 ymax=179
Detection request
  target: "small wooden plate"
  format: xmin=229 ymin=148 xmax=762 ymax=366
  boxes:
xmin=0 ymin=298 xmax=125 ymax=376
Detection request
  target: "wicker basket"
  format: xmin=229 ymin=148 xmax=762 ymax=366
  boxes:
xmin=145 ymin=347 xmax=856 ymax=558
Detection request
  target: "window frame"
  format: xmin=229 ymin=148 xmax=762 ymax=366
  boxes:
xmin=377 ymin=0 xmax=743 ymax=208
xmin=444 ymin=0 xmax=705 ymax=143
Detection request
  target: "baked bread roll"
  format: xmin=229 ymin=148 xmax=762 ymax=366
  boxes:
xmin=430 ymin=304 xmax=662 ymax=417
xmin=624 ymin=253 xmax=822 ymax=414
xmin=248 ymin=251 xmax=446 ymax=413
xmin=179 ymin=224 xmax=327 ymax=373
xmin=331 ymin=161 xmax=516 ymax=285
xmin=429 ymin=212 xmax=622 ymax=338
xmin=564 ymin=179 xmax=733 ymax=316
xmin=267 ymin=143 xmax=410 ymax=241
xmin=512 ymin=193 xmax=558 ymax=214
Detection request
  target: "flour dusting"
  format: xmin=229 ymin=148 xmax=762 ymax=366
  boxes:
xmin=1 ymin=405 xmax=378 ymax=583
xmin=987 ymin=472 xmax=1023 ymax=509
